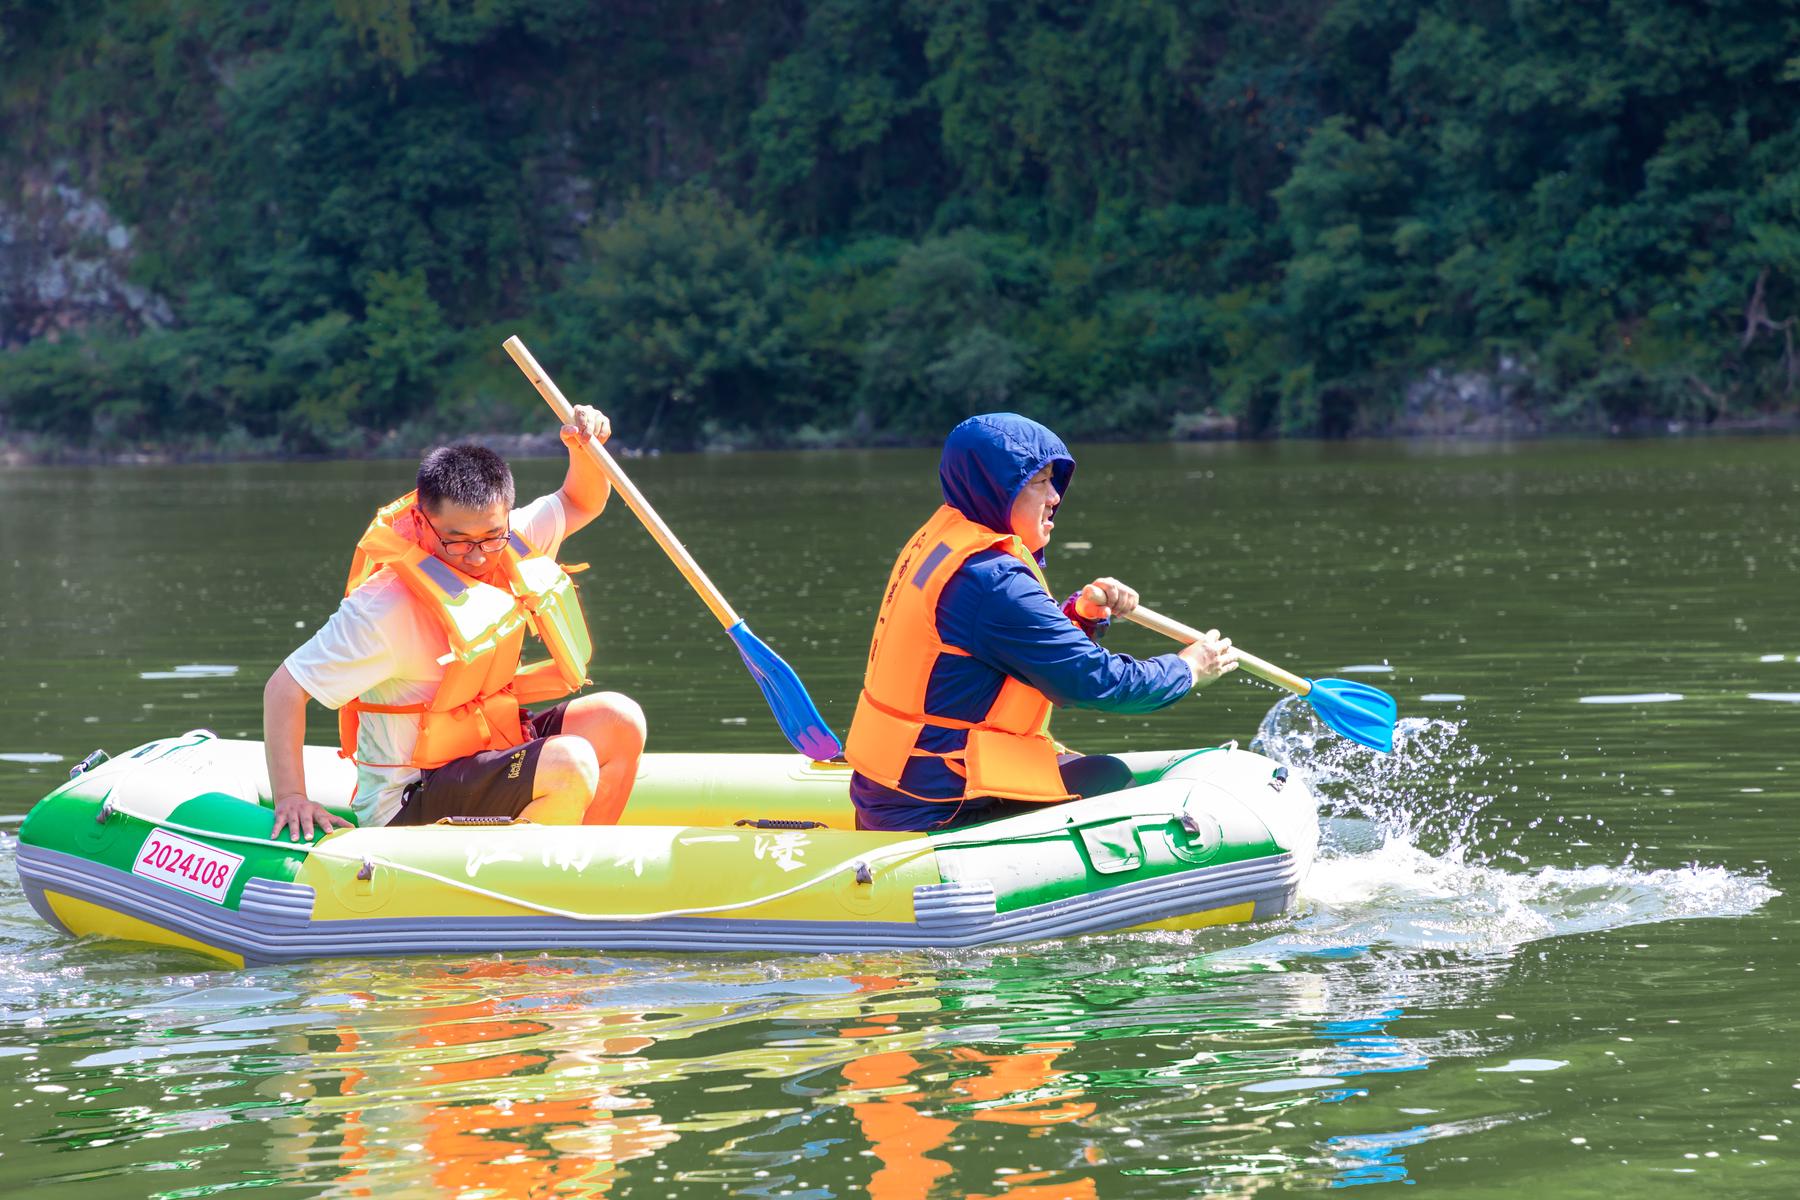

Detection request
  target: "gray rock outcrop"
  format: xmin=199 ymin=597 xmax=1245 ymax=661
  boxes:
xmin=0 ymin=169 xmax=173 ymax=347
xmin=1398 ymin=356 xmax=1542 ymax=437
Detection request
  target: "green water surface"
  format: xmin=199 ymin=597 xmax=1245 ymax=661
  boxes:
xmin=0 ymin=436 xmax=1795 ymax=1196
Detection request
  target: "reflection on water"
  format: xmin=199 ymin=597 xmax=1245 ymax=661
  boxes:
xmin=0 ymin=927 xmax=1506 ymax=1195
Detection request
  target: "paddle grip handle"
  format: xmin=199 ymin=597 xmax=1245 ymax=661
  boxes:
xmin=1126 ymin=606 xmax=1312 ymax=696
xmin=502 ymin=336 xmax=741 ymax=630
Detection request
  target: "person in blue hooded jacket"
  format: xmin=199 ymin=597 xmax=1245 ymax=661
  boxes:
xmin=843 ymin=412 xmax=1239 ymax=831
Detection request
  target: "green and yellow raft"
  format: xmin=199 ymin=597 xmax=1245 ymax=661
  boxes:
xmin=17 ymin=730 xmax=1318 ymax=966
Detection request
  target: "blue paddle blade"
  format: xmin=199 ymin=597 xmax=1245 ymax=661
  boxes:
xmin=1303 ymin=677 xmax=1398 ymax=753
xmin=726 ymin=620 xmax=844 ymax=761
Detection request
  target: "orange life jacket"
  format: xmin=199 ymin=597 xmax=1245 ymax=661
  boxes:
xmin=844 ymin=504 xmax=1072 ymax=804
xmin=336 ymin=491 xmax=593 ymax=770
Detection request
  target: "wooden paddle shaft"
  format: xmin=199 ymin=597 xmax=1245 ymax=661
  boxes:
xmin=1125 ymin=605 xmax=1312 ymax=696
xmin=502 ymin=336 xmax=741 ymax=630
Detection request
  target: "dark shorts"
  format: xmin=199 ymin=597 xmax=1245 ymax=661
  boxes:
xmin=387 ymin=703 xmax=568 ymax=826
xmin=852 ymin=753 xmax=1135 ymax=832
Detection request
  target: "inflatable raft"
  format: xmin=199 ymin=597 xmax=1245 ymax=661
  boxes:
xmin=17 ymin=730 xmax=1318 ymax=966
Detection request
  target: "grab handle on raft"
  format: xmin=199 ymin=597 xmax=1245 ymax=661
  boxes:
xmin=501 ymin=336 xmax=842 ymax=761
xmin=1125 ymin=604 xmax=1398 ymax=754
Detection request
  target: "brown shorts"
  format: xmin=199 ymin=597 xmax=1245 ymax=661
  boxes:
xmin=387 ymin=703 xmax=569 ymax=827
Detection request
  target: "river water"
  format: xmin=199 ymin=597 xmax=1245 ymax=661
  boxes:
xmin=0 ymin=436 xmax=1794 ymax=1195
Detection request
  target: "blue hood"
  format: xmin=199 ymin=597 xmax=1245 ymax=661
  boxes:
xmin=939 ymin=413 xmax=1076 ymax=551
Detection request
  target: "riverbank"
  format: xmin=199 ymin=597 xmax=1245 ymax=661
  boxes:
xmin=6 ymin=409 xmax=1799 ymax=467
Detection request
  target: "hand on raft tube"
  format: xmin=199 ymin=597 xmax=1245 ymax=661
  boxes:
xmin=559 ymin=404 xmax=611 ymax=448
xmin=272 ymin=793 xmax=352 ymax=842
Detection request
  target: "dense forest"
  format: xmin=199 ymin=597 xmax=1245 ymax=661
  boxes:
xmin=1 ymin=1 xmax=1796 ymax=454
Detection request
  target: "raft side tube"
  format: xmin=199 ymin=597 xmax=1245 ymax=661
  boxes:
xmin=18 ymin=737 xmax=1318 ymax=963
xmin=927 ymin=749 xmax=1314 ymax=914
xmin=16 ymin=838 xmax=1304 ymax=964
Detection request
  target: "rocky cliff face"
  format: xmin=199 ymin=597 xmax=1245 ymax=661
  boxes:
xmin=0 ymin=169 xmax=173 ymax=347
xmin=1397 ymin=358 xmax=1543 ymax=437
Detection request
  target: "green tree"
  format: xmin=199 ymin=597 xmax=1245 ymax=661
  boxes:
xmin=552 ymin=189 xmax=795 ymax=447
xmin=6 ymin=0 xmax=1800 ymax=451
xmin=857 ymin=231 xmax=1035 ymax=435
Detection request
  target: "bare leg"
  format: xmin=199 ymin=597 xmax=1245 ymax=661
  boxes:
xmin=519 ymin=735 xmax=599 ymax=824
xmin=554 ymin=691 xmax=647 ymax=824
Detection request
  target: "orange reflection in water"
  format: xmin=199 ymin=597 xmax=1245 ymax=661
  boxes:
xmin=325 ymin=960 xmax=673 ymax=1197
xmin=842 ymin=975 xmax=1097 ymax=1200
xmin=846 ymin=1051 xmax=956 ymax=1200
xmin=970 ymin=1178 xmax=1100 ymax=1200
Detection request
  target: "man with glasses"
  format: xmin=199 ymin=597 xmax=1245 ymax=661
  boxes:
xmin=262 ymin=406 xmax=646 ymax=840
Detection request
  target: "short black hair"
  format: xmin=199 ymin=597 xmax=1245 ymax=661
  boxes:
xmin=416 ymin=443 xmax=516 ymax=513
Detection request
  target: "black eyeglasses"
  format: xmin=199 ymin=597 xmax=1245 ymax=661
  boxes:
xmin=419 ymin=509 xmax=510 ymax=557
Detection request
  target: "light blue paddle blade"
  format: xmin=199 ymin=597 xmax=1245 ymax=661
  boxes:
xmin=726 ymin=620 xmax=843 ymax=761
xmin=1303 ymin=677 xmax=1398 ymax=753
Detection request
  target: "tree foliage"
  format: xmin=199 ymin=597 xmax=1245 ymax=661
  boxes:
xmin=2 ymin=0 xmax=1797 ymax=450
xmin=550 ymin=189 xmax=796 ymax=446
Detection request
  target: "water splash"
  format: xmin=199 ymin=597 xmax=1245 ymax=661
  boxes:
xmin=1246 ymin=696 xmax=1778 ymax=955
xmin=1265 ymin=838 xmax=1777 ymax=954
xmin=1251 ymin=695 xmax=1492 ymax=855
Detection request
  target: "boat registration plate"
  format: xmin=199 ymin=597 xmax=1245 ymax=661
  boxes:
xmin=132 ymin=830 xmax=244 ymax=904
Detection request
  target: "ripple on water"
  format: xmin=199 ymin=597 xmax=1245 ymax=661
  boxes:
xmin=1240 ymin=1076 xmax=1347 ymax=1093
xmin=136 ymin=664 xmax=239 ymax=681
xmin=1577 ymin=693 xmax=1684 ymax=704
xmin=1478 ymin=1059 xmax=1569 ymax=1073
xmin=73 ymin=1037 xmax=278 ymax=1069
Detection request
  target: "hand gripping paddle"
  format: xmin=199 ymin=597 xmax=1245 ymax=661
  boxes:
xmin=1126 ymin=605 xmax=1397 ymax=753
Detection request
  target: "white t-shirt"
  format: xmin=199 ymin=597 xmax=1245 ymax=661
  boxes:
xmin=285 ymin=493 xmax=570 ymax=826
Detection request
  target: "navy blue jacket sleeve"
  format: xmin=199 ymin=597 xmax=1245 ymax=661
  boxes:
xmin=939 ymin=556 xmax=1193 ymax=713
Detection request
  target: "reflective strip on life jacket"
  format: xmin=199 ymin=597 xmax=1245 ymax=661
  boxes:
xmin=415 ymin=554 xmax=467 ymax=598
xmin=507 ymin=553 xmax=591 ymax=694
xmin=844 ymin=505 xmax=1072 ymax=804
